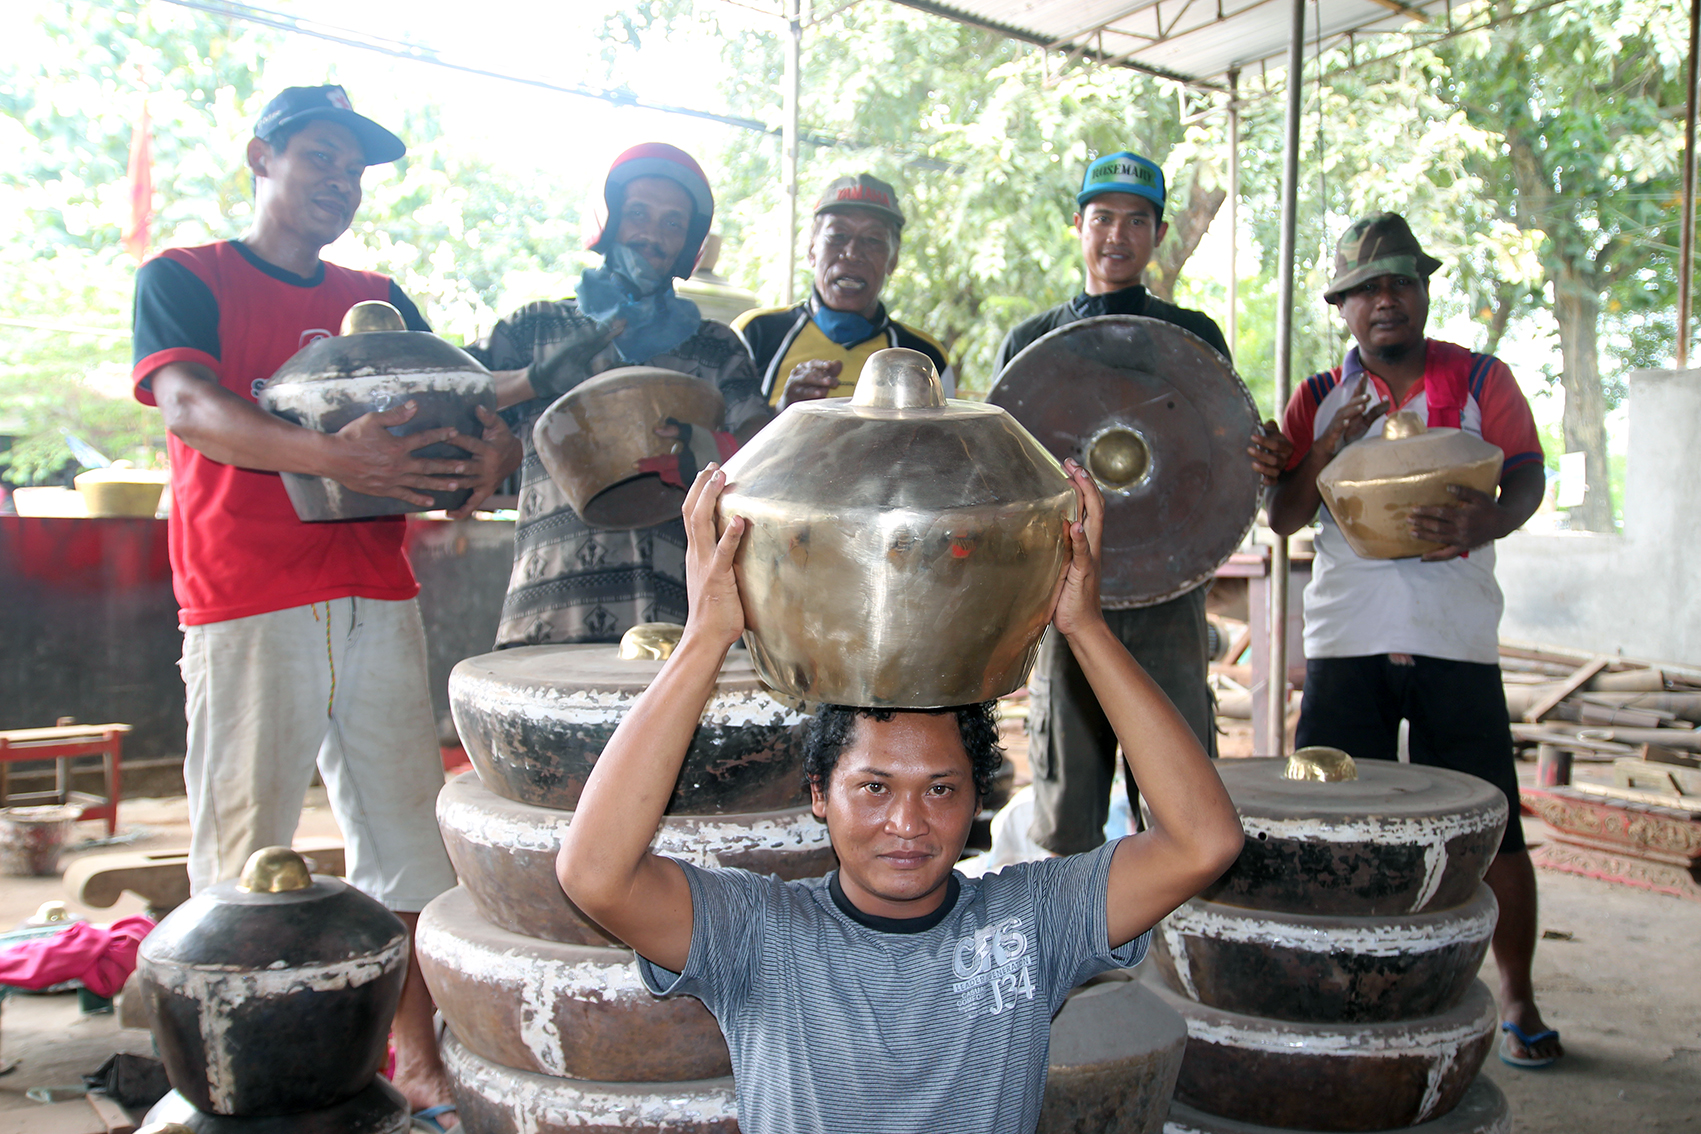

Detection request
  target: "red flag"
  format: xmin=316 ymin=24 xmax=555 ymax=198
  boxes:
xmin=122 ymin=103 xmax=152 ymax=263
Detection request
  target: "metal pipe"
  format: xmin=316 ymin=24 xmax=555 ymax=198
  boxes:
xmin=781 ymin=0 xmax=803 ymax=306
xmin=1227 ymin=68 xmax=1240 ymax=354
xmin=1679 ymin=0 xmax=1700 ymax=369
xmin=1263 ymin=0 xmax=1307 ymax=759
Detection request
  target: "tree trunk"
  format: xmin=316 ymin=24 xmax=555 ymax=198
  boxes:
xmin=1501 ymin=120 xmax=1616 ymax=532
xmin=1483 ymin=280 xmax=1518 ymax=358
xmin=1143 ymin=182 xmax=1227 ymax=303
xmin=1552 ymin=262 xmax=1615 ymax=531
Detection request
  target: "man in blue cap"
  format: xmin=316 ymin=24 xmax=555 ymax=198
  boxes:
xmin=132 ymin=84 xmax=503 ymax=1127
xmin=996 ymin=152 xmax=1232 ymax=359
xmin=994 ymin=151 xmax=1288 ymax=858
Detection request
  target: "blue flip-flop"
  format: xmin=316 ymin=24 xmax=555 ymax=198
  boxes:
xmin=1499 ymin=1021 xmax=1561 ymax=1068
xmin=412 ymin=1103 xmax=457 ymax=1132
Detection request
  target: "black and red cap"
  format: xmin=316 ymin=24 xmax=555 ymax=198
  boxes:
xmin=813 ymin=173 xmax=905 ymax=231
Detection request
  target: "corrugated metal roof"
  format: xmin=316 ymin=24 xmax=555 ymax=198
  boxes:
xmin=893 ymin=0 xmax=1449 ymax=87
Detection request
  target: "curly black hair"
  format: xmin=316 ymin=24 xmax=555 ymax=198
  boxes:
xmin=803 ymin=702 xmax=1004 ymax=802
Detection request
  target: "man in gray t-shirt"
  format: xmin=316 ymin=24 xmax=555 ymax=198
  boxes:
xmin=640 ymin=843 xmax=1142 ymax=1132
xmin=557 ymin=460 xmax=1245 ymax=1134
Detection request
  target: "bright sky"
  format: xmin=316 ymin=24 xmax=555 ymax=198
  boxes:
xmin=254 ymin=0 xmax=771 ymax=202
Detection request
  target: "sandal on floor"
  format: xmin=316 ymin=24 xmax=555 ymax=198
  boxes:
xmin=412 ymin=1103 xmax=457 ymax=1132
xmin=1499 ymin=1021 xmax=1561 ymax=1068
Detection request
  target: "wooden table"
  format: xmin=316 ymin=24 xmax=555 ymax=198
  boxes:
xmin=0 ymin=723 xmax=131 ymax=835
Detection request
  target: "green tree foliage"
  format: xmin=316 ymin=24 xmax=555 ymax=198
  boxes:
xmin=0 ymin=1 xmax=587 ymax=484
xmin=335 ymin=105 xmax=587 ymax=340
xmin=1430 ymin=0 xmax=1688 ymax=530
xmin=667 ymin=2 xmax=1224 ymax=391
xmin=0 ymin=0 xmax=269 ymax=484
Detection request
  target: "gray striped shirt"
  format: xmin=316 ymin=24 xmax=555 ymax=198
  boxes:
xmin=638 ymin=840 xmax=1146 ymax=1133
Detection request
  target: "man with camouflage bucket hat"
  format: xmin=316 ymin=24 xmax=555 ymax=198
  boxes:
xmin=1267 ymin=212 xmax=1559 ymax=1069
xmin=1320 ymin=211 xmax=1444 ymax=302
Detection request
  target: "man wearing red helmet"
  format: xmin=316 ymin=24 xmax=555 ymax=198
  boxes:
xmin=473 ymin=144 xmax=767 ymax=646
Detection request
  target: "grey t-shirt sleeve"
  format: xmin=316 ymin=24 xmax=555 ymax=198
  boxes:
xmin=1019 ymin=838 xmax=1149 ymax=1005
xmin=636 ymin=860 xmax=765 ymax=1015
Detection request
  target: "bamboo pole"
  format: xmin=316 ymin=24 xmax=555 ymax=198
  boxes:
xmin=1679 ymin=0 xmax=1700 ymax=368
xmin=1262 ymin=0 xmax=1307 ymax=759
xmin=1228 ymin=69 xmax=1241 ymax=354
xmin=781 ymin=0 xmax=803 ymax=306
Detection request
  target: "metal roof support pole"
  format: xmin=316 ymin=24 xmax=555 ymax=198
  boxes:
xmin=1261 ymin=0 xmax=1306 ymax=759
xmin=1679 ymin=0 xmax=1700 ymax=369
xmin=782 ymin=0 xmax=803 ymax=306
xmin=1227 ymin=68 xmax=1240 ymax=353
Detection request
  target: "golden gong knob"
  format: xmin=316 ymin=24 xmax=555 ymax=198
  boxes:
xmin=340 ymin=300 xmax=407 ymax=336
xmin=1382 ymin=410 xmax=1427 ymax=440
xmin=238 ymin=846 xmax=313 ymax=893
xmin=1282 ymin=746 xmax=1359 ymax=782
xmin=1087 ymin=428 xmax=1149 ymax=489
xmin=619 ymin=622 xmax=686 ymax=661
xmin=852 ymin=348 xmax=945 ymax=409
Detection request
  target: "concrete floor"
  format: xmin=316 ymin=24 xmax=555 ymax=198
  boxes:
xmin=1 ymin=773 xmax=1698 ymax=1131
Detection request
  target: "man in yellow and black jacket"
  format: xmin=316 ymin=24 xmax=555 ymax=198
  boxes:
xmin=734 ymin=174 xmax=954 ymax=406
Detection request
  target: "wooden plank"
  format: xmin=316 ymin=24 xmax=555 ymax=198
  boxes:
xmin=0 ymin=724 xmax=133 ymax=744
xmin=1510 ymin=723 xmax=1637 ymax=755
xmin=84 ymin=1093 xmax=136 ymax=1134
xmin=1576 ymin=693 xmax=1682 ymax=721
xmin=1500 ymin=641 xmax=1701 ymax=686
xmin=1592 ymin=668 xmax=1671 ymax=693
xmin=1578 ymin=702 xmax=1678 ymax=729
xmin=1614 ymin=757 xmax=1701 ymax=797
xmin=1498 ymin=656 xmax=1578 ymax=677
xmin=1643 ymin=742 xmax=1701 ymax=770
xmin=1523 ymin=655 xmax=1612 ymax=723
xmin=1499 ymin=644 xmax=1602 ymax=666
xmin=1572 ymin=779 xmax=1701 ymax=815
xmin=1572 ymin=727 xmax=1701 ymax=750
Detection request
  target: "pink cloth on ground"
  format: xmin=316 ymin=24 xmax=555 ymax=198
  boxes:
xmin=0 ymin=916 xmax=155 ymax=997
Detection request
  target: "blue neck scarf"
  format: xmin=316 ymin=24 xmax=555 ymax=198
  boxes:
xmin=576 ymin=244 xmax=701 ymax=363
xmin=811 ymin=293 xmax=882 ymax=347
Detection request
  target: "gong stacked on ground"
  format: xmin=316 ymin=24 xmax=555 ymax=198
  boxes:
xmin=137 ymin=847 xmax=413 ymax=1134
xmin=1152 ymin=755 xmax=1513 ymax=1134
xmin=425 ymin=640 xmax=822 ymax=1134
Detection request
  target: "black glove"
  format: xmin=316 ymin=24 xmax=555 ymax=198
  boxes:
xmin=525 ymin=320 xmax=622 ymax=401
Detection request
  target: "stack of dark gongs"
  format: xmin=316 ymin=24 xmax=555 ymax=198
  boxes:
xmin=421 ymin=638 xmax=830 ymax=1133
xmin=1149 ymin=751 xmax=1514 ymax=1134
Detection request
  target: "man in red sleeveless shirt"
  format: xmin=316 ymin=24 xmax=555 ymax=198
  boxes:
xmin=131 ymin=86 xmax=507 ymax=1123
xmin=1266 ymin=213 xmax=1559 ymax=1070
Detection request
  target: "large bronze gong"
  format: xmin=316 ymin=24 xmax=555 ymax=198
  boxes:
xmin=988 ymin=316 xmax=1261 ymax=608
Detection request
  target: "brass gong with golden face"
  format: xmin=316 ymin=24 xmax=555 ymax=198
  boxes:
xmin=988 ymin=315 xmax=1261 ymax=608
